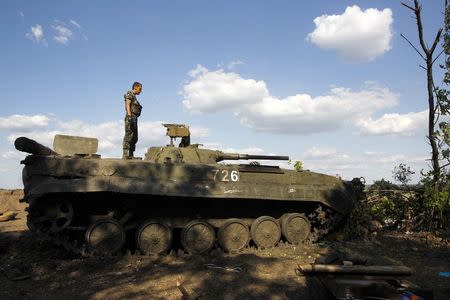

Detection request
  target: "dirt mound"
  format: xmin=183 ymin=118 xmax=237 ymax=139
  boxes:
xmin=0 ymin=189 xmax=25 ymax=213
xmin=0 ymin=189 xmax=27 ymax=232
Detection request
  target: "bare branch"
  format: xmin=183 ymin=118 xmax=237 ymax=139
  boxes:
xmin=419 ymin=65 xmax=427 ymax=70
xmin=432 ymin=49 xmax=445 ymax=65
xmin=413 ymin=1 xmax=430 ymax=54
xmin=401 ymin=33 xmax=426 ymax=60
xmin=439 ymin=162 xmax=450 ymax=169
xmin=429 ymin=28 xmax=443 ymax=54
xmin=401 ymin=2 xmax=416 ymax=11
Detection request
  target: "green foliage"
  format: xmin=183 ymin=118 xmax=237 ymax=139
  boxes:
xmin=419 ymin=173 xmax=450 ymax=228
xmin=294 ymin=160 xmax=303 ymax=171
xmin=369 ymin=190 xmax=420 ymax=222
xmin=392 ymin=163 xmax=415 ymax=185
xmin=288 ymin=159 xmax=304 ymax=171
xmin=369 ymin=178 xmax=398 ymax=190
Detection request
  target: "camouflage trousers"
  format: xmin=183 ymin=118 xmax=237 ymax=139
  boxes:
xmin=123 ymin=115 xmax=138 ymax=153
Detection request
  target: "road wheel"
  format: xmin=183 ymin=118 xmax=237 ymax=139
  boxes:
xmin=85 ymin=218 xmax=125 ymax=254
xmin=181 ymin=220 xmax=215 ymax=254
xmin=251 ymin=216 xmax=281 ymax=249
xmin=218 ymin=218 xmax=250 ymax=252
xmin=281 ymin=213 xmax=311 ymax=244
xmin=136 ymin=220 xmax=172 ymax=255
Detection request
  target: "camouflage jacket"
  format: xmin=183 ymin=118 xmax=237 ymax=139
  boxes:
xmin=124 ymin=90 xmax=143 ymax=117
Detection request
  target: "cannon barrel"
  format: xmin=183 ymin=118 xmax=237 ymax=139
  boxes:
xmin=14 ymin=137 xmax=58 ymax=156
xmin=217 ymin=152 xmax=289 ymax=162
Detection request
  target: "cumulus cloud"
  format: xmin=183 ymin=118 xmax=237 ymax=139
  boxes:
xmin=0 ymin=114 xmax=50 ymax=131
xmin=182 ymin=65 xmax=269 ymax=113
xmin=307 ymin=6 xmax=393 ymax=62
xmin=53 ymin=25 xmax=73 ymax=45
xmin=357 ymin=110 xmax=428 ymax=136
xmin=182 ymin=65 xmax=398 ymax=134
xmin=26 ymin=24 xmax=46 ymax=44
xmin=242 ymin=86 xmax=396 ymax=134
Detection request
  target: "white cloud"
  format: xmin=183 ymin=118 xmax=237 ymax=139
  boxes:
xmin=182 ymin=65 xmax=397 ymax=134
xmin=53 ymin=25 xmax=73 ymax=45
xmin=356 ymin=110 xmax=428 ymax=136
xmin=182 ymin=65 xmax=269 ymax=113
xmin=227 ymin=60 xmax=244 ymax=70
xmin=304 ymin=147 xmax=337 ymax=159
xmin=189 ymin=126 xmax=210 ymax=138
xmin=242 ymin=86 xmax=396 ymax=134
xmin=69 ymin=19 xmax=81 ymax=29
xmin=0 ymin=114 xmax=50 ymax=131
xmin=26 ymin=24 xmax=46 ymax=44
xmin=300 ymin=147 xmax=426 ymax=183
xmin=307 ymin=6 xmax=393 ymax=62
xmin=1 ymin=151 xmax=25 ymax=160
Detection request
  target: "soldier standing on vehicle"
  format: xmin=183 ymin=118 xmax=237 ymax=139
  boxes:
xmin=122 ymin=81 xmax=143 ymax=159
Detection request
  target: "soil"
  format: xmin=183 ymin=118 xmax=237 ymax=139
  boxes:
xmin=0 ymin=190 xmax=449 ymax=299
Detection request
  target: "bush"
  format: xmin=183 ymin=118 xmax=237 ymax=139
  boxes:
xmin=368 ymin=190 xmax=420 ymax=223
xmin=369 ymin=179 xmax=398 ymax=191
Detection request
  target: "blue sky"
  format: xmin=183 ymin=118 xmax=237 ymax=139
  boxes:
xmin=1 ymin=0 xmax=447 ymax=188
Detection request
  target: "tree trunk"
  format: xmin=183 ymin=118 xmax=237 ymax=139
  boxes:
xmin=426 ymin=57 xmax=440 ymax=182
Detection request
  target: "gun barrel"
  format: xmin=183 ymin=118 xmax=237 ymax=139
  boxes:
xmin=218 ymin=152 xmax=289 ymax=161
xmin=14 ymin=137 xmax=58 ymax=156
xmin=245 ymin=154 xmax=289 ymax=160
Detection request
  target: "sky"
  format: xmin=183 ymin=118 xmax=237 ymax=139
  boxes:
xmin=1 ymin=0 xmax=447 ymax=188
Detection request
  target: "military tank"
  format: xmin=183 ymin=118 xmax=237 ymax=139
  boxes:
xmin=15 ymin=124 xmax=364 ymax=255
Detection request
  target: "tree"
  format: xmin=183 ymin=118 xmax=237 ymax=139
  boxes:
xmin=402 ymin=0 xmax=450 ymax=228
xmin=392 ymin=163 xmax=415 ymax=186
xmin=401 ymin=0 xmax=443 ymax=182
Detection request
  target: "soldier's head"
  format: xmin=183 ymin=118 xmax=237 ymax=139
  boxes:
xmin=132 ymin=82 xmax=142 ymax=95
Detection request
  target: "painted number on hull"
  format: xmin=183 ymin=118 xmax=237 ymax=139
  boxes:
xmin=213 ymin=169 xmax=240 ymax=182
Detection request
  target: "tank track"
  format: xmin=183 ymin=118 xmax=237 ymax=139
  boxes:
xmin=27 ymin=201 xmax=344 ymax=257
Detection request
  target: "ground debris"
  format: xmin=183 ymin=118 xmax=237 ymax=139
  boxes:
xmin=177 ymin=277 xmax=201 ymax=300
xmin=0 ymin=211 xmax=18 ymax=222
xmin=204 ymin=263 xmax=243 ymax=273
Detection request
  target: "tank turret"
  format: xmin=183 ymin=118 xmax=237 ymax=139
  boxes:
xmin=145 ymin=123 xmax=289 ymax=164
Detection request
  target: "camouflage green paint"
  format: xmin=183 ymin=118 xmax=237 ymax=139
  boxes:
xmin=122 ymin=116 xmax=138 ymax=153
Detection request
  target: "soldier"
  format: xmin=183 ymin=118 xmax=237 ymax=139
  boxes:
xmin=122 ymin=81 xmax=143 ymax=159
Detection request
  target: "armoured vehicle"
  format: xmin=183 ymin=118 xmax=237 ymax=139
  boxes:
xmin=15 ymin=124 xmax=364 ymax=255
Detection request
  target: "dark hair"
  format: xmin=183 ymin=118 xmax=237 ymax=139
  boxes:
xmin=132 ymin=82 xmax=142 ymax=89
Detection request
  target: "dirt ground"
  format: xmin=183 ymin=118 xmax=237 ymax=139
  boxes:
xmin=0 ymin=189 xmax=449 ymax=299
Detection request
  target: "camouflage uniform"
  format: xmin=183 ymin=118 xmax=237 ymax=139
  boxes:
xmin=122 ymin=91 xmax=142 ymax=157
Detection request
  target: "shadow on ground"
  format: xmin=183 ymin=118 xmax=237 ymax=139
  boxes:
xmin=0 ymin=230 xmax=448 ymax=299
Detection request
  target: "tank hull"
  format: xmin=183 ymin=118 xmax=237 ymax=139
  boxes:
xmin=22 ymin=155 xmax=354 ymax=214
xmin=20 ymin=149 xmax=362 ymax=255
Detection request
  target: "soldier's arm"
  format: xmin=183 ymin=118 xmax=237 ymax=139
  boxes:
xmin=125 ymin=99 xmax=132 ymax=116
